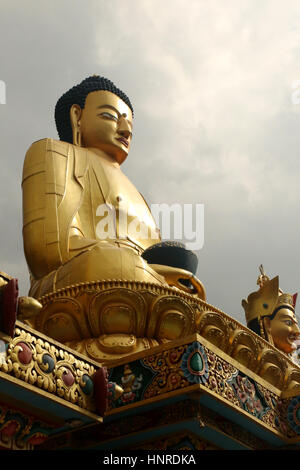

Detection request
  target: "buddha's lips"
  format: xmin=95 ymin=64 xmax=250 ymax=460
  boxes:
xmin=288 ymin=333 xmax=300 ymax=347
xmin=116 ymin=137 xmax=129 ymax=148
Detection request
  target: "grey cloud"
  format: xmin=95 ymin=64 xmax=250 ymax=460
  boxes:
xmin=1 ymin=0 xmax=300 ymax=327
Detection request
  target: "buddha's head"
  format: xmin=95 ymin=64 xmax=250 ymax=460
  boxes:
xmin=263 ymin=305 xmax=300 ymax=354
xmin=242 ymin=268 xmax=300 ymax=355
xmin=55 ymin=75 xmax=133 ymax=164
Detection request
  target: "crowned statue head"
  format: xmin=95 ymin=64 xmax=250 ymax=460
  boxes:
xmin=242 ymin=265 xmax=300 ymax=355
xmin=54 ymin=75 xmax=133 ymax=164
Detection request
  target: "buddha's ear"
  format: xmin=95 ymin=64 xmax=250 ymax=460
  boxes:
xmin=70 ymin=104 xmax=82 ymax=146
xmin=70 ymin=104 xmax=82 ymax=128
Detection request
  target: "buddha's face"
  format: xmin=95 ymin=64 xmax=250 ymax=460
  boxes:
xmin=265 ymin=308 xmax=300 ymax=354
xmin=76 ymin=90 xmax=133 ymax=164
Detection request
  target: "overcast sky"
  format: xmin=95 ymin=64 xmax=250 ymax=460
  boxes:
xmin=1 ymin=0 xmax=300 ymax=325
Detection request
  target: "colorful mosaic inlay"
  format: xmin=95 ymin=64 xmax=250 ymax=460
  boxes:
xmin=108 ymin=358 xmax=157 ymax=406
xmin=106 ymin=337 xmax=300 ymax=439
xmin=0 ymin=405 xmax=53 ymax=445
xmin=228 ymin=372 xmax=270 ymax=420
xmin=287 ymin=396 xmax=300 ymax=434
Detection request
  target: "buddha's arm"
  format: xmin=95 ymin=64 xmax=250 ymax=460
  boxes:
xmin=23 ymin=138 xmax=94 ymax=278
xmin=68 ymin=213 xmax=105 ymax=252
xmin=23 ymin=139 xmax=67 ymax=279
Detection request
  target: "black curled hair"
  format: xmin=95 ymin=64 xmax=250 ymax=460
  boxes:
xmin=247 ymin=318 xmax=264 ymax=337
xmin=54 ymin=75 xmax=134 ymax=143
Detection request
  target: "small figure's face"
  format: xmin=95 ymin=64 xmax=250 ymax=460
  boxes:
xmin=266 ymin=308 xmax=300 ymax=354
xmin=75 ymin=90 xmax=133 ymax=164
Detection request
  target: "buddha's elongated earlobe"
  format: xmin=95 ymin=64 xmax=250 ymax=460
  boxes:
xmin=73 ymin=123 xmax=82 ymax=147
xmin=70 ymin=104 xmax=82 ymax=147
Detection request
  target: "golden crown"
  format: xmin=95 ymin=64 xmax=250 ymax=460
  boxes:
xmin=242 ymin=266 xmax=297 ymax=325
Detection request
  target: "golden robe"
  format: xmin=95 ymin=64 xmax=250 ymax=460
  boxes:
xmin=22 ymin=138 xmax=166 ymax=298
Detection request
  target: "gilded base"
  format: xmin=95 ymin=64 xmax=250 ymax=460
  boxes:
xmin=65 ymin=335 xmax=167 ymax=362
xmin=25 ymin=279 xmax=202 ymax=363
xmin=20 ymin=278 xmax=300 ymax=392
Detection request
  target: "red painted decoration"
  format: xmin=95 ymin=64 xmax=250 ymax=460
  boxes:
xmin=27 ymin=433 xmax=47 ymax=445
xmin=94 ymin=367 xmax=108 ymax=416
xmin=1 ymin=420 xmax=19 ymax=437
xmin=293 ymin=293 xmax=298 ymax=308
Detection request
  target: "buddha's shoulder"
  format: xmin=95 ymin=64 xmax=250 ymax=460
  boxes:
xmin=23 ymin=139 xmax=90 ymax=181
xmin=25 ymin=138 xmax=76 ymax=158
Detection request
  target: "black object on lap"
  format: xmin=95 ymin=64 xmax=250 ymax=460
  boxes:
xmin=142 ymin=241 xmax=198 ymax=288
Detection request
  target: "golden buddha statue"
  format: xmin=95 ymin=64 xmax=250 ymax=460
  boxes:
xmin=21 ymin=75 xmax=206 ymax=362
xmin=242 ymin=265 xmax=300 ymax=356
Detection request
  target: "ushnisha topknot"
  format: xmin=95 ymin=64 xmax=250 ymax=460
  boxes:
xmin=54 ymin=75 xmax=134 ymax=144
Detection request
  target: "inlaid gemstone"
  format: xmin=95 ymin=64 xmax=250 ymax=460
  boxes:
xmin=17 ymin=342 xmax=32 ymax=365
xmin=170 ymin=352 xmax=178 ymax=362
xmin=189 ymin=352 xmax=203 ymax=373
xmin=81 ymin=374 xmax=94 ymax=395
xmin=62 ymin=369 xmax=75 ymax=386
xmin=42 ymin=354 xmax=55 ymax=373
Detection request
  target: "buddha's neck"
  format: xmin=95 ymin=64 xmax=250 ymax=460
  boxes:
xmin=86 ymin=147 xmax=121 ymax=168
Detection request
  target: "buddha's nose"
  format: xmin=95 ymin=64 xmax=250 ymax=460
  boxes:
xmin=293 ymin=322 xmax=300 ymax=337
xmin=117 ymin=117 xmax=132 ymax=139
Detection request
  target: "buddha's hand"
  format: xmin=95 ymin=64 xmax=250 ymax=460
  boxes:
xmin=17 ymin=296 xmax=43 ymax=319
xmin=149 ymin=264 xmax=206 ymax=301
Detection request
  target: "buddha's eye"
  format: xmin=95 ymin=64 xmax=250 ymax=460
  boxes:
xmin=99 ymin=112 xmax=118 ymax=121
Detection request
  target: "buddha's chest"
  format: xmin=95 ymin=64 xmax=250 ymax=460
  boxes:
xmin=81 ymin=153 xmax=159 ymax=245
